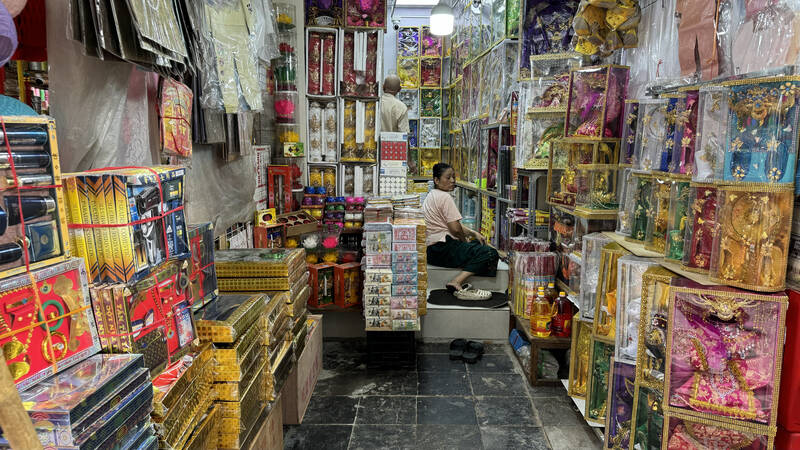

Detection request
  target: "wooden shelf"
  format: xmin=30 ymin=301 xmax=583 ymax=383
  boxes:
xmin=512 ymin=313 xmax=571 ymax=387
xmin=602 ymin=232 xmax=663 ymax=258
xmin=600 ymin=232 xmax=718 ymax=286
xmin=659 ymin=260 xmax=718 ymax=286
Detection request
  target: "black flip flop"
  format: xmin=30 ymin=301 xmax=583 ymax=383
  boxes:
xmin=462 ymin=341 xmax=485 ymax=364
xmin=449 ymin=338 xmax=467 ymax=360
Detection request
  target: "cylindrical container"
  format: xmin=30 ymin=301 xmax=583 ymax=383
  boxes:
xmin=693 ymin=86 xmax=728 ymax=182
xmin=274 ymin=3 xmax=297 ymax=32
xmin=5 ymin=196 xmax=56 ymax=226
xmin=324 ymin=103 xmax=337 ymax=161
xmin=274 ymin=92 xmax=298 ymax=124
xmin=273 ymin=52 xmax=297 ymax=91
xmin=0 ymin=151 xmax=51 ymax=169
xmin=709 ymin=183 xmax=793 ymax=291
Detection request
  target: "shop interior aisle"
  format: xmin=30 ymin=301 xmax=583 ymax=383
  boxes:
xmin=283 ymin=340 xmax=601 ymax=449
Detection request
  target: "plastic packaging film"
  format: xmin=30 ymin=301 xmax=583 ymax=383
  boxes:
xmin=666 ymin=282 xmax=787 ymax=429
xmin=579 ymin=233 xmax=613 ymax=321
xmin=189 ymin=0 xmax=279 ymax=113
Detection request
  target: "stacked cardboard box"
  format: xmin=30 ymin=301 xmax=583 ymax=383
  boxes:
xmin=0 ymin=117 xmax=70 ymax=280
xmin=194 ymin=293 xmax=269 ymax=449
xmin=363 ymin=222 xmax=422 ymax=331
xmin=264 ymin=292 xmax=295 ymax=402
xmin=188 ymin=222 xmax=219 ymax=311
xmin=88 ymin=258 xmax=195 ymax=375
xmin=393 ymin=217 xmax=429 ymax=315
xmin=63 ymin=166 xmax=190 ymax=284
xmin=1 ymin=355 xmax=154 ymax=449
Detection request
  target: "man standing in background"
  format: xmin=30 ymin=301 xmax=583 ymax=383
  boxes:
xmin=380 ymin=75 xmax=410 ymax=133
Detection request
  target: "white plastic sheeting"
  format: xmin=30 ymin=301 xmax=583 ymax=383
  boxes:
xmin=46 ymin=0 xmax=259 ymax=233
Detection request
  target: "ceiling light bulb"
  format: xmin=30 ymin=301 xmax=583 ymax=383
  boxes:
xmin=430 ymin=0 xmax=454 ymax=36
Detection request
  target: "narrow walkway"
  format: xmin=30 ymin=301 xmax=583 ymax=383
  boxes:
xmin=284 ymin=339 xmax=602 ymax=450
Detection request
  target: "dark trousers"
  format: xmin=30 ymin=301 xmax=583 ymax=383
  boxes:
xmin=426 ymin=236 xmax=499 ymax=277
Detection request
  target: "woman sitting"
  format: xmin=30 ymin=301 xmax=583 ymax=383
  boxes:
xmin=422 ymin=163 xmax=499 ymax=300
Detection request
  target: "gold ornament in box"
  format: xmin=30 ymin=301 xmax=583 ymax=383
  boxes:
xmin=591 ymin=242 xmax=630 ymax=342
xmin=634 ymin=266 xmax=677 ymax=388
xmin=709 ymin=182 xmax=793 ymax=292
xmin=195 ymin=293 xmax=268 ymax=344
xmin=585 ymin=337 xmax=614 ymax=425
xmin=643 ymin=175 xmax=671 ymax=253
xmin=567 ymin=319 xmax=593 ymax=399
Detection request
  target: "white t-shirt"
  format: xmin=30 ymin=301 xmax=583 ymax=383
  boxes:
xmin=422 ymin=188 xmax=462 ymax=246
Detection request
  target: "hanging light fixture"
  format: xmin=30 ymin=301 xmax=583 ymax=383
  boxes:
xmin=429 ymin=0 xmax=454 ymax=36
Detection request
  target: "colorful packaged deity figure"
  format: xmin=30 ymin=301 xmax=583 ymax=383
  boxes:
xmin=723 ymin=77 xmax=800 ymax=184
xmin=565 ymin=65 xmax=630 ymax=139
xmin=709 ymin=183 xmax=793 ymax=292
xmin=666 ymin=281 xmax=788 ymax=428
xmin=681 ymin=183 xmax=718 ymax=273
xmin=693 ymin=85 xmax=729 ymax=182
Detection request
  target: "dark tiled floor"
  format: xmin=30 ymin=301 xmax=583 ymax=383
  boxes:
xmin=284 ymin=339 xmax=602 ymax=450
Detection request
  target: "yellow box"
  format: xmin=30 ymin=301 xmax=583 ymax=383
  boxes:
xmin=215 ymin=333 xmax=265 ymax=383
xmin=216 ymin=248 xmax=305 ymax=278
xmin=195 ymin=293 xmax=268 ymax=343
xmin=182 ymin=404 xmax=219 ymax=450
xmin=214 ymin=319 xmax=267 ymax=368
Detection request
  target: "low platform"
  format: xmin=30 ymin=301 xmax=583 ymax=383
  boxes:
xmin=427 ymin=260 xmax=510 ymax=293
xmin=420 ymin=302 xmax=510 ymax=341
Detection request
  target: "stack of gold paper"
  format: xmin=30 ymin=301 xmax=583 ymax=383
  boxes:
xmin=193 ymin=293 xmax=270 ymax=449
xmin=216 ymin=248 xmax=306 ymax=292
xmin=183 ymin=405 xmax=220 ymax=450
xmin=265 ymin=263 xmax=311 ymax=359
xmin=264 ymin=292 xmax=295 ymax=402
xmin=151 ymin=343 xmax=217 ymax=450
xmin=394 ymin=218 xmax=429 ymax=315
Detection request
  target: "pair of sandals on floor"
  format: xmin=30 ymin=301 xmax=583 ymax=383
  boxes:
xmin=449 ymin=339 xmax=484 ymax=363
xmin=446 ymin=283 xmax=492 ymax=301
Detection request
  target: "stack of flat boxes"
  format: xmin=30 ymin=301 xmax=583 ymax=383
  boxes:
xmin=215 ymin=248 xmax=306 ymax=293
xmin=2 ymin=354 xmax=155 ymax=449
xmin=394 ymin=217 xmax=428 ymax=315
xmin=151 ymin=343 xmax=217 ymax=449
xmin=266 ymin=266 xmax=311 ymax=360
xmin=264 ymin=291 xmax=295 ymax=401
xmin=195 ymin=293 xmax=270 ymax=449
xmin=390 ymin=224 xmax=421 ymax=331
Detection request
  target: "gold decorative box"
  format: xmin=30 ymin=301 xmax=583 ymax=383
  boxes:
xmin=215 ymin=248 xmax=305 ymax=278
xmin=567 ymin=318 xmax=593 ymax=400
xmin=195 ymin=294 xmax=268 ymax=343
xmin=182 ymin=404 xmax=219 ymax=450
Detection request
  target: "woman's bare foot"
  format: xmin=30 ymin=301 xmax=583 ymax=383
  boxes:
xmin=446 ymin=282 xmax=463 ymax=292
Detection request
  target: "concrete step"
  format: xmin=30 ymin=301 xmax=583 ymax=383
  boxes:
xmin=421 ymin=303 xmax=510 ymax=340
xmin=427 ymin=260 xmax=509 ymax=293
